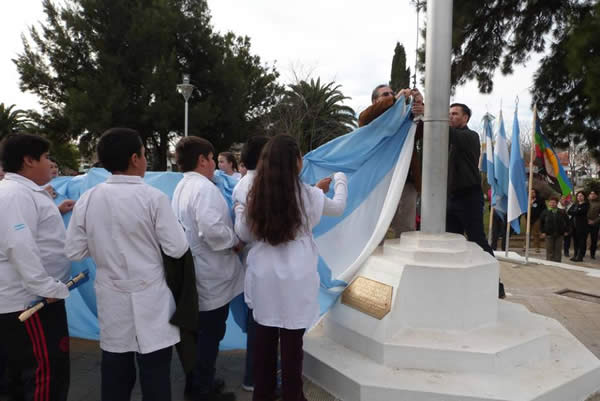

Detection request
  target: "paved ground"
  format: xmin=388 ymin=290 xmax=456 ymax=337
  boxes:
xmin=4 ymin=248 xmax=600 ymax=401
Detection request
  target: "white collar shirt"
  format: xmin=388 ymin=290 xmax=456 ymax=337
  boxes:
xmin=65 ymin=174 xmax=189 ymax=353
xmin=0 ymin=173 xmax=70 ymax=313
xmin=172 ymin=172 xmax=244 ymax=311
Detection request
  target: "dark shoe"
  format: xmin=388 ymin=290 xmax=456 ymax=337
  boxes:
xmin=212 ymin=378 xmax=225 ymax=393
xmin=498 ymin=282 xmax=506 ymax=299
xmin=195 ymin=391 xmax=236 ymax=401
xmin=186 ymin=378 xmax=225 ymax=399
xmin=591 ymin=255 xmax=596 ymax=260
xmin=570 ymin=257 xmax=577 ymax=262
xmin=564 ymin=252 xmax=569 ymax=257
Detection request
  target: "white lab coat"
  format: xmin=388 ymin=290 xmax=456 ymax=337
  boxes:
xmin=235 ymin=173 xmax=348 ymax=329
xmin=172 ymin=172 xmax=244 ymax=311
xmin=0 ymin=173 xmax=70 ymax=313
xmin=65 ymin=175 xmax=188 ymax=354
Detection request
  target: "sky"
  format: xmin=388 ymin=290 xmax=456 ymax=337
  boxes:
xmin=2 ymin=0 xmax=543 ymax=134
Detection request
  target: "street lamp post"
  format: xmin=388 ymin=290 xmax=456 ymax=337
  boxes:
xmin=176 ymin=74 xmax=195 ymax=137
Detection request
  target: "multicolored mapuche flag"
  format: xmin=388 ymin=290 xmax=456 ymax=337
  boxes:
xmin=533 ymin=110 xmax=573 ymax=196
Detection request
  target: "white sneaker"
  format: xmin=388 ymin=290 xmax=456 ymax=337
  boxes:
xmin=242 ymin=384 xmax=254 ymax=392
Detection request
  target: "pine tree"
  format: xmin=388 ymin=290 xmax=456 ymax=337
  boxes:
xmin=389 ymin=42 xmax=411 ymax=92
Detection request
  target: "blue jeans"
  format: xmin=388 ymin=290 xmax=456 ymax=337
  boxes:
xmin=192 ymin=303 xmax=229 ymax=394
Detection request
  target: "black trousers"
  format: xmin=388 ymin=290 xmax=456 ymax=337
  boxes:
xmin=253 ymin=324 xmax=306 ymax=401
xmin=574 ymin=225 xmax=588 ymax=259
xmin=191 ymin=303 xmax=229 ymax=395
xmin=0 ymin=300 xmax=70 ymax=401
xmin=447 ymin=188 xmax=495 ymax=257
xmin=587 ymin=224 xmax=600 ymax=257
xmin=101 ymin=346 xmax=172 ymax=401
xmin=491 ymin=211 xmax=507 ymax=251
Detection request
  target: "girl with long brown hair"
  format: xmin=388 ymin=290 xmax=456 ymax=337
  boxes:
xmin=235 ymin=134 xmax=347 ymax=401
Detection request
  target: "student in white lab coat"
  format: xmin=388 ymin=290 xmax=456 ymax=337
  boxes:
xmin=235 ymin=134 xmax=348 ymax=401
xmin=0 ymin=133 xmax=71 ymax=401
xmin=65 ymin=128 xmax=189 ymax=401
xmin=172 ymin=136 xmax=244 ymax=401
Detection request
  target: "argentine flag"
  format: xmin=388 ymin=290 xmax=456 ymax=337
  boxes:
xmin=300 ymin=99 xmax=416 ymax=311
xmin=494 ymin=110 xmax=510 ymax=217
xmin=507 ymin=106 xmax=528 ymax=233
xmin=481 ymin=113 xmax=495 ymax=199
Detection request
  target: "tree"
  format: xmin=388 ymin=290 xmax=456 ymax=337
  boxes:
xmin=412 ymin=1 xmax=600 ymax=159
xmin=15 ymin=0 xmax=282 ymax=170
xmin=267 ymin=78 xmax=357 ymax=153
xmin=0 ymin=103 xmax=31 ymax=139
xmin=389 ymin=42 xmax=411 ymax=91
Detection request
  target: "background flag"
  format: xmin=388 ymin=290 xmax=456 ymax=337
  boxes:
xmin=481 ymin=113 xmax=495 ymax=203
xmin=494 ymin=111 xmax=509 ymax=217
xmin=507 ymin=106 xmax=529 ymax=233
xmin=533 ymin=111 xmax=573 ymax=196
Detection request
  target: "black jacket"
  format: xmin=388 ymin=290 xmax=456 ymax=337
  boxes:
xmin=568 ymin=202 xmax=590 ymax=233
xmin=529 ymin=197 xmax=547 ymax=225
xmin=540 ymin=208 xmax=569 ymax=236
xmin=448 ymin=126 xmax=482 ymax=196
xmin=163 ymin=249 xmax=198 ymax=374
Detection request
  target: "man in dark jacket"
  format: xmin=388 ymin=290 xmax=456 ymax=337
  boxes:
xmin=446 ymin=103 xmax=493 ymax=255
xmin=540 ymin=196 xmax=570 ymax=262
xmin=586 ymin=190 xmax=600 ymax=259
xmin=446 ymin=103 xmax=505 ymax=299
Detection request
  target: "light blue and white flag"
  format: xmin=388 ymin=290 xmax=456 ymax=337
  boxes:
xmin=494 ymin=110 xmax=510 ymax=217
xmin=51 ymin=99 xmax=416 ymax=349
xmin=481 ymin=113 xmax=495 ymax=198
xmin=507 ymin=106 xmax=529 ymax=233
xmin=300 ymin=99 xmax=416 ymax=311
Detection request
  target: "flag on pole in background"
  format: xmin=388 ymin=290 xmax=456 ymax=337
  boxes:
xmin=507 ymin=106 xmax=529 ymax=234
xmin=480 ymin=113 xmax=496 ymax=204
xmin=494 ymin=110 xmax=509 ymax=217
xmin=533 ymin=111 xmax=573 ymax=196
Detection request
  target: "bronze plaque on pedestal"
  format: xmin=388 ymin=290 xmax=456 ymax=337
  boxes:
xmin=341 ymin=276 xmax=393 ymax=319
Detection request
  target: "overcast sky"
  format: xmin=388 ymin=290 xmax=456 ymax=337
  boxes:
xmin=2 ymin=0 xmax=542 ymax=134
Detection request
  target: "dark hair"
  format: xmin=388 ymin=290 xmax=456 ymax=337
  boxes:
xmin=175 ymin=136 xmax=215 ymax=172
xmin=219 ymin=151 xmax=238 ymax=172
xmin=97 ymin=128 xmax=143 ymax=173
xmin=548 ymin=195 xmax=559 ymax=202
xmin=576 ymin=190 xmax=587 ymax=201
xmin=247 ymin=134 xmax=305 ymax=246
xmin=371 ymin=84 xmax=390 ymax=103
xmin=241 ymin=136 xmax=269 ymax=170
xmin=450 ymin=103 xmax=472 ymax=121
xmin=0 ymin=133 xmax=50 ymax=173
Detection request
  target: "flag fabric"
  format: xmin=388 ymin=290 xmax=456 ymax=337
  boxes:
xmin=494 ymin=111 xmax=510 ymax=217
xmin=481 ymin=113 xmax=495 ymax=201
xmin=507 ymin=106 xmax=529 ymax=233
xmin=50 ymin=99 xmax=417 ymax=349
xmin=533 ymin=111 xmax=573 ymax=196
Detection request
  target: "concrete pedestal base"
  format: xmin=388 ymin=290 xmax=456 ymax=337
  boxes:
xmin=304 ymin=232 xmax=600 ymax=400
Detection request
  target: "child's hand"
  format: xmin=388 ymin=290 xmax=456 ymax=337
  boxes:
xmin=315 ymin=177 xmax=332 ymax=193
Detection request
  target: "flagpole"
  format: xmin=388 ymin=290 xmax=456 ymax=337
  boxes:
xmin=505 ymin=213 xmax=511 ymax=257
xmin=488 ymin=206 xmax=495 ymax=246
xmin=524 ymin=105 xmax=537 ymax=263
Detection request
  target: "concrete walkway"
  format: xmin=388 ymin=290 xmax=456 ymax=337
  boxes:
xmin=4 ymin=252 xmax=600 ymax=401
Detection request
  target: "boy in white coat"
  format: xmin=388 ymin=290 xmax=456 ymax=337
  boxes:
xmin=172 ymin=136 xmax=244 ymax=401
xmin=65 ymin=128 xmax=188 ymax=401
xmin=0 ymin=134 xmax=71 ymax=401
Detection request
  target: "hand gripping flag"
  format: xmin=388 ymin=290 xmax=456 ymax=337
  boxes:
xmin=480 ymin=113 xmax=495 ymax=201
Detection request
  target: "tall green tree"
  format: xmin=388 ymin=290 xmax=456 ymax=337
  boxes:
xmin=412 ymin=0 xmax=600 ymax=159
xmin=267 ymin=78 xmax=357 ymax=153
xmin=389 ymin=42 xmax=411 ymax=91
xmin=15 ymin=0 xmax=282 ymax=170
xmin=0 ymin=103 xmax=31 ymax=139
